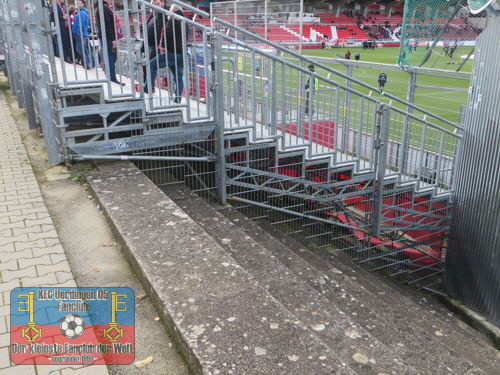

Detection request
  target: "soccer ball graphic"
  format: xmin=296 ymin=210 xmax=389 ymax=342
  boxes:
xmin=59 ymin=314 xmax=85 ymax=339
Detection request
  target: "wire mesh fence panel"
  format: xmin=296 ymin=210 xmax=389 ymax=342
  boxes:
xmin=398 ymin=0 xmax=487 ymax=70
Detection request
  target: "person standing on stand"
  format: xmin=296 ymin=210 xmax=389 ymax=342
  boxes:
xmin=144 ymin=4 xmax=186 ymax=103
xmin=95 ymin=0 xmax=122 ymax=85
xmin=305 ymin=64 xmax=319 ymax=115
xmin=72 ymin=0 xmax=93 ymax=69
xmin=51 ymin=0 xmax=72 ymax=62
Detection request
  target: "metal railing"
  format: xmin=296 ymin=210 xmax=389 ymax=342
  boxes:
xmin=0 ymin=0 xmax=461 ymax=194
xmin=213 ymin=27 xmax=461 ymax=192
xmin=0 ymin=0 xmax=462 ymax=289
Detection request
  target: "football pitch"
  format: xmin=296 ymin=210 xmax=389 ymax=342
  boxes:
xmin=300 ymin=47 xmax=472 ymax=125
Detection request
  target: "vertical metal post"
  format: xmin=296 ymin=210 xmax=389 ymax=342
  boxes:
xmin=398 ymin=71 xmax=416 ymax=177
xmin=342 ymin=65 xmax=353 ymax=153
xmin=270 ymin=59 xmax=277 ymax=136
xmin=25 ymin=0 xmax=61 ymax=165
xmin=15 ymin=0 xmax=39 ymax=129
xmin=40 ymin=0 xmax=58 ymax=86
xmin=459 ymin=104 xmax=466 ymax=127
xmin=371 ymin=104 xmax=390 ymax=237
xmin=10 ymin=0 xmax=30 ymax=109
xmin=97 ymin=0 xmax=112 ymax=99
xmin=4 ymin=0 xmax=22 ymax=105
xmin=213 ymin=33 xmax=227 ymax=205
xmin=0 ymin=2 xmax=11 ymax=84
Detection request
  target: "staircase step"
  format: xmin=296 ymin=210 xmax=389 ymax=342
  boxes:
xmin=162 ymin=184 xmax=415 ymax=374
xmin=88 ymin=162 xmax=353 ymax=375
xmin=220 ymin=207 xmax=500 ymax=373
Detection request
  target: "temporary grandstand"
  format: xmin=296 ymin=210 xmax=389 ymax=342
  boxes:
xmin=1 ymin=0 xmax=499 ymax=372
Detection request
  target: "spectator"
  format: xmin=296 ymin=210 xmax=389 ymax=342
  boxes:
xmin=256 ymin=60 xmax=261 ymax=76
xmin=69 ymin=5 xmax=76 ymax=25
xmin=145 ymin=4 xmax=186 ymax=103
xmin=345 ymin=50 xmax=351 ymax=59
xmin=51 ymin=0 xmax=72 ymax=62
xmin=72 ymin=0 xmax=92 ymax=69
xmin=95 ymin=0 xmax=122 ymax=84
xmin=142 ymin=0 xmax=168 ymax=59
xmin=378 ymin=71 xmax=387 ymax=93
xmin=305 ymin=64 xmax=318 ymax=115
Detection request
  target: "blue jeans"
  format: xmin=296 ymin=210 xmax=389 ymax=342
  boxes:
xmin=145 ymin=52 xmax=184 ymax=103
xmin=102 ymin=39 xmax=117 ymax=82
xmin=75 ymin=36 xmax=93 ymax=68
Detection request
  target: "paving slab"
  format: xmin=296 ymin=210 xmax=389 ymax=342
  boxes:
xmin=0 ymin=89 xmax=109 ymax=375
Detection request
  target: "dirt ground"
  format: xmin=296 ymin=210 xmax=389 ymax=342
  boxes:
xmin=0 ymin=76 xmax=190 ymax=375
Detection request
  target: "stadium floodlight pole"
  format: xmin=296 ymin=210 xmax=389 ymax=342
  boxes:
xmin=265 ymin=0 xmax=268 ymax=41
xmin=234 ymin=0 xmax=238 ymax=40
xmin=299 ymin=0 xmax=303 ymax=54
xmin=419 ymin=1 xmax=462 ymax=67
xmin=397 ymin=0 xmax=409 ymax=67
xmin=212 ymin=16 xmax=463 ymax=130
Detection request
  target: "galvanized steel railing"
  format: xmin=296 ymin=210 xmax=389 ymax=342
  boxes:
xmin=0 ymin=0 xmax=461 ymax=194
xmin=211 ymin=29 xmax=461 ymax=192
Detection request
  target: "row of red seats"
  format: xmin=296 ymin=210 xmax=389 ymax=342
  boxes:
xmin=336 ymin=27 xmax=369 ymax=41
xmin=255 ymin=26 xmax=298 ymax=42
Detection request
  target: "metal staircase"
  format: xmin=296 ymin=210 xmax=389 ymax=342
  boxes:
xmin=0 ymin=0 xmax=462 ymax=289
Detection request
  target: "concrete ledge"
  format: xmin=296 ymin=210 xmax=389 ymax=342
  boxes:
xmin=444 ymin=297 xmax=500 ymax=350
xmin=87 ymin=162 xmax=353 ymax=375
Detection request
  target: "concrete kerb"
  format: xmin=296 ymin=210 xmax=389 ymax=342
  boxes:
xmin=83 ymin=163 xmax=200 ymax=375
xmin=442 ymin=297 xmax=500 ymax=350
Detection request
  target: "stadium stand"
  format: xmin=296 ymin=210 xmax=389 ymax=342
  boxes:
xmin=192 ymin=1 xmax=482 ymax=44
xmin=255 ymin=26 xmax=299 ymax=42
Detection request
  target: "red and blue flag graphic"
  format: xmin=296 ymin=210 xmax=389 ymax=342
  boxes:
xmin=10 ymin=287 xmax=135 ymax=365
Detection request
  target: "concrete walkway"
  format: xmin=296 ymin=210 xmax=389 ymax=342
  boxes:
xmin=0 ymin=91 xmax=108 ymax=375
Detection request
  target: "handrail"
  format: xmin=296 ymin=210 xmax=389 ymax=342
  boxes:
xmin=170 ymin=0 xmax=210 ymax=19
xmin=212 ymin=16 xmax=464 ymax=131
xmin=139 ymin=1 xmax=463 ymax=132
xmin=215 ymin=30 xmax=462 ymax=139
xmin=138 ymin=0 xmax=211 ymax=32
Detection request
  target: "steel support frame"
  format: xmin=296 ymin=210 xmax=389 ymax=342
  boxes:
xmin=25 ymin=0 xmax=61 ymax=164
xmin=398 ymin=71 xmax=417 ymax=180
xmin=371 ymin=104 xmax=390 ymax=237
xmin=213 ymin=33 xmax=227 ymax=205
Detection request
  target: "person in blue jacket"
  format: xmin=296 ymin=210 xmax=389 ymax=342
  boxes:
xmin=72 ymin=0 xmax=93 ymax=69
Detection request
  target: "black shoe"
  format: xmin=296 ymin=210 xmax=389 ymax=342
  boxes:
xmin=111 ymin=80 xmax=126 ymax=86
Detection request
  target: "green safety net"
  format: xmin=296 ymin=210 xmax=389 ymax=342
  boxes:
xmin=397 ymin=0 xmax=482 ymax=70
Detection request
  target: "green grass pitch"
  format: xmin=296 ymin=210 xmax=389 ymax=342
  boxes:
xmin=301 ymin=47 xmax=472 ymax=125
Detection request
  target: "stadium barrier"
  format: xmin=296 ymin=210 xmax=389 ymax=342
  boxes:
xmin=0 ymin=0 xmax=464 ymax=287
